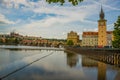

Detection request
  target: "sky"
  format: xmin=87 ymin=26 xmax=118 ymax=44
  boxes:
xmin=0 ymin=0 xmax=120 ymax=39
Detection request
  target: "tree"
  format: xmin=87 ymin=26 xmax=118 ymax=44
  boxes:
xmin=14 ymin=38 xmax=19 ymax=45
xmin=0 ymin=38 xmax=3 ymax=44
xmin=46 ymin=0 xmax=83 ymax=6
xmin=112 ymin=16 xmax=120 ymax=48
xmin=67 ymin=40 xmax=74 ymax=46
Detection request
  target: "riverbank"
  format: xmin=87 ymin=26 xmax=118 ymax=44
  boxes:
xmin=65 ymin=47 xmax=120 ymax=54
xmin=65 ymin=47 xmax=120 ymax=67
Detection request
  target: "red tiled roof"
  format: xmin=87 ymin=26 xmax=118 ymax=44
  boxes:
xmin=107 ymin=31 xmax=113 ymax=34
xmin=83 ymin=32 xmax=98 ymax=35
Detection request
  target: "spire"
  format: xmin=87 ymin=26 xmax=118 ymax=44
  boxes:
xmin=99 ymin=5 xmax=105 ymax=20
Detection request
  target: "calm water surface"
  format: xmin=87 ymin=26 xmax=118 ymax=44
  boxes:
xmin=0 ymin=47 xmax=119 ymax=80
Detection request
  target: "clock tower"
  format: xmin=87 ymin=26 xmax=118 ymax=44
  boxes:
xmin=98 ymin=6 xmax=107 ymax=47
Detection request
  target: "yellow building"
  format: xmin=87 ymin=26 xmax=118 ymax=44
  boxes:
xmin=67 ymin=31 xmax=79 ymax=45
xmin=82 ymin=6 xmax=113 ymax=48
xmin=98 ymin=6 xmax=107 ymax=47
xmin=82 ymin=32 xmax=98 ymax=47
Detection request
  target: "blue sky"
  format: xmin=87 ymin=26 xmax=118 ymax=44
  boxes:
xmin=0 ymin=0 xmax=120 ymax=39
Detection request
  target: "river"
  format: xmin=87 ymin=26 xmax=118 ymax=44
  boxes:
xmin=0 ymin=46 xmax=119 ymax=80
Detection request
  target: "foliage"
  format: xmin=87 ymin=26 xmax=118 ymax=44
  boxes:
xmin=67 ymin=40 xmax=74 ymax=46
xmin=14 ymin=38 xmax=19 ymax=44
xmin=112 ymin=16 xmax=120 ymax=48
xmin=46 ymin=0 xmax=83 ymax=6
xmin=0 ymin=38 xmax=4 ymax=44
xmin=4 ymin=38 xmax=20 ymax=45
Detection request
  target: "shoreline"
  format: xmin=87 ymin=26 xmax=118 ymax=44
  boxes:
xmin=65 ymin=47 xmax=120 ymax=54
xmin=0 ymin=45 xmax=64 ymax=51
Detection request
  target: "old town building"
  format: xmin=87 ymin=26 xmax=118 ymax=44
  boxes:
xmin=82 ymin=32 xmax=98 ymax=47
xmin=67 ymin=31 xmax=79 ymax=45
xmin=82 ymin=6 xmax=113 ymax=47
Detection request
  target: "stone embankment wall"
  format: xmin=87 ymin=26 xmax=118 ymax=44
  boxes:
xmin=65 ymin=47 xmax=120 ymax=67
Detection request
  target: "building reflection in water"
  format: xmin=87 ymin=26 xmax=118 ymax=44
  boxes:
xmin=82 ymin=56 xmax=98 ymax=67
xmin=82 ymin=56 xmax=107 ymax=80
xmin=65 ymin=52 xmax=120 ymax=80
xmin=66 ymin=52 xmax=79 ymax=67
xmin=115 ymin=71 xmax=120 ymax=80
xmin=98 ymin=62 xmax=106 ymax=80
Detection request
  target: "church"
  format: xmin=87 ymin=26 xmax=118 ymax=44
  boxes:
xmin=82 ymin=6 xmax=114 ymax=48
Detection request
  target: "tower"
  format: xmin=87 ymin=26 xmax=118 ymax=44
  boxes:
xmin=98 ymin=6 xmax=107 ymax=47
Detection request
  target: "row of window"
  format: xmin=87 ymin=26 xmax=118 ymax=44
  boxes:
xmin=83 ymin=39 xmax=98 ymax=42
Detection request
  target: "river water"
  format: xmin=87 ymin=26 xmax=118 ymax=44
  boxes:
xmin=0 ymin=46 xmax=119 ymax=80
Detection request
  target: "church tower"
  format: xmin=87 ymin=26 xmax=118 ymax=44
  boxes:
xmin=98 ymin=6 xmax=107 ymax=47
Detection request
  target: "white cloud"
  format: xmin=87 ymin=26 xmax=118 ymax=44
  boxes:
xmin=12 ymin=0 xmax=100 ymax=39
xmin=0 ymin=0 xmax=34 ymax=8
xmin=0 ymin=0 xmax=119 ymax=39
xmin=107 ymin=24 xmax=114 ymax=31
xmin=0 ymin=13 xmax=15 ymax=24
xmin=92 ymin=0 xmax=120 ymax=11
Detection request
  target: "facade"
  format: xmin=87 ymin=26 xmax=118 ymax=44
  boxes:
xmin=67 ymin=31 xmax=79 ymax=45
xmin=82 ymin=32 xmax=98 ymax=47
xmin=82 ymin=6 xmax=113 ymax=47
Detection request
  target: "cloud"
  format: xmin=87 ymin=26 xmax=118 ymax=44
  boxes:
xmin=0 ymin=0 xmax=119 ymax=39
xmin=93 ymin=0 xmax=120 ymax=11
xmin=7 ymin=0 xmax=100 ymax=39
xmin=0 ymin=14 xmax=15 ymax=24
xmin=0 ymin=0 xmax=39 ymax=8
xmin=107 ymin=24 xmax=114 ymax=31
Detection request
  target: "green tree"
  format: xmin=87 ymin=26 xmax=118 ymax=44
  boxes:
xmin=46 ymin=0 xmax=83 ymax=6
xmin=0 ymin=38 xmax=3 ymax=44
xmin=67 ymin=40 xmax=74 ymax=46
xmin=112 ymin=16 xmax=120 ymax=48
xmin=14 ymin=38 xmax=19 ymax=44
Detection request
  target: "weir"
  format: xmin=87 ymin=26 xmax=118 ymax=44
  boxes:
xmin=0 ymin=45 xmax=64 ymax=51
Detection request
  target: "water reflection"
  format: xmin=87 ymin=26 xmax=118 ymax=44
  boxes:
xmin=0 ymin=49 xmax=41 ymax=67
xmin=66 ymin=52 xmax=79 ymax=67
xmin=0 ymin=49 xmax=119 ymax=80
xmin=82 ymin=56 xmax=107 ymax=80
xmin=85 ymin=52 xmax=120 ymax=67
xmin=82 ymin=56 xmax=98 ymax=67
xmin=98 ymin=62 xmax=106 ymax=80
xmin=65 ymin=51 xmax=119 ymax=80
xmin=115 ymin=71 xmax=120 ymax=80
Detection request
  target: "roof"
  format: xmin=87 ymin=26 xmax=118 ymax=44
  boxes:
xmin=107 ymin=31 xmax=113 ymax=34
xmin=83 ymin=32 xmax=98 ymax=36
